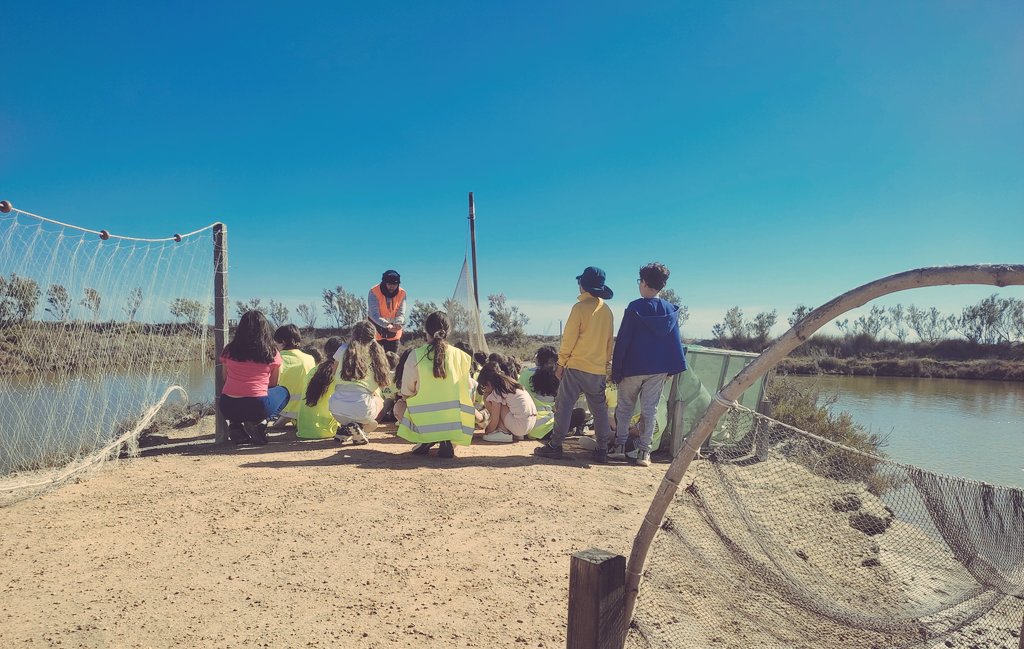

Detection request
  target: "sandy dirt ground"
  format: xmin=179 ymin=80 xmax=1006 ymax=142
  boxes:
xmin=0 ymin=419 xmax=664 ymax=648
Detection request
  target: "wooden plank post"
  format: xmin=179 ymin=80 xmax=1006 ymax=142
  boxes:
xmin=213 ymin=222 xmax=228 ymax=444
xmin=567 ymin=549 xmax=626 ymax=649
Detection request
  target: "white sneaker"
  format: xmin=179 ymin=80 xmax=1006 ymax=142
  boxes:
xmin=635 ymin=449 xmax=651 ymax=467
xmin=608 ymin=444 xmax=627 ymax=460
xmin=482 ymin=431 xmax=515 ymax=443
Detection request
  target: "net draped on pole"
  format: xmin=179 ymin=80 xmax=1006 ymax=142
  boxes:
xmin=0 ymin=203 xmax=217 ymax=506
xmin=626 ymin=405 xmax=1024 ymax=649
xmin=447 ymin=257 xmax=489 ymax=356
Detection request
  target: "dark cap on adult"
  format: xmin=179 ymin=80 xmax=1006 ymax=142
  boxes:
xmin=576 ymin=266 xmax=613 ymax=300
xmin=381 ymin=270 xmax=401 ymax=284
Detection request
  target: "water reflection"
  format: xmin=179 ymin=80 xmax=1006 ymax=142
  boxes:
xmin=0 ymin=360 xmax=215 ymax=474
xmin=789 ymin=375 xmax=1024 ymax=488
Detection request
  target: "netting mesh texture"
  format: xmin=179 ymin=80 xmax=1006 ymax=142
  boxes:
xmin=0 ymin=209 xmax=214 ymax=505
xmin=448 ymin=256 xmax=489 ymax=356
xmin=628 ymin=408 xmax=1023 ymax=649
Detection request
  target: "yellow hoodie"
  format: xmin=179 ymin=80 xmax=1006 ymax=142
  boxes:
xmin=558 ymin=293 xmax=614 ymax=375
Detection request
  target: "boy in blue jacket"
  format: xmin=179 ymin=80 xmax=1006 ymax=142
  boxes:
xmin=610 ymin=263 xmax=687 ymax=466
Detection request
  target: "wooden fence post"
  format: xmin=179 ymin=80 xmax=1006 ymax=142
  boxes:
xmin=567 ymin=549 xmax=626 ymax=649
xmin=213 ymin=222 xmax=228 ymax=444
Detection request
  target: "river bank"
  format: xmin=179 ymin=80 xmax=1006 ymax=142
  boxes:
xmin=776 ymin=356 xmax=1024 ymax=380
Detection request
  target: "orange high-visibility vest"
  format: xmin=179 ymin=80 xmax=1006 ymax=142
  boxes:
xmin=369 ymin=285 xmax=407 ymax=341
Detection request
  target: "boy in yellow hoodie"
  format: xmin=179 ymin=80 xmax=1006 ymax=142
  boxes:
xmin=534 ymin=266 xmax=614 ymax=462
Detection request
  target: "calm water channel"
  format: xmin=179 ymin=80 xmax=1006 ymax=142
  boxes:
xmin=788 ymin=374 xmax=1024 ymax=489
xmin=1 ymin=361 xmax=215 ymax=474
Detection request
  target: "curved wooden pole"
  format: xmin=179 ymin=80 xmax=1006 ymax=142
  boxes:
xmin=621 ymin=264 xmax=1024 ymax=627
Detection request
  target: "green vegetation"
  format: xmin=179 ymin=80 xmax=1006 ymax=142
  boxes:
xmin=0 ymin=322 xmax=213 ymax=377
xmin=487 ymin=293 xmax=529 ymax=346
xmin=767 ymin=376 xmax=898 ymax=496
xmin=706 ymin=293 xmax=1024 ymax=381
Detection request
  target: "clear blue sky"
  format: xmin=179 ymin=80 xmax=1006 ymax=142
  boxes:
xmin=3 ymin=1 xmax=1022 ymax=337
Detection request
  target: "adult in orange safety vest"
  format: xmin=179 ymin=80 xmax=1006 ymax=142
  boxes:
xmin=367 ymin=269 xmax=407 ymax=354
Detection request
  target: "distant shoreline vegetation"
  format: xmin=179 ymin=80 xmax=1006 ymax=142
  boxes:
xmin=0 ymin=322 xmax=215 ymax=377
xmin=696 ymin=293 xmax=1024 ymax=382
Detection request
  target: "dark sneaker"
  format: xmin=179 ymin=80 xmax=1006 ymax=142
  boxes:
xmin=412 ymin=442 xmax=434 ymax=455
xmin=533 ymin=443 xmax=564 ymax=460
xmin=243 ymin=421 xmax=268 ymax=445
xmin=350 ymin=424 xmax=370 ymax=446
xmin=438 ymin=441 xmax=455 ymax=458
xmin=592 ymin=449 xmax=608 ymax=464
xmin=228 ymin=423 xmax=250 ymax=444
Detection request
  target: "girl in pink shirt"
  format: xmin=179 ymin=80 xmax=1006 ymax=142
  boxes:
xmin=477 ymin=362 xmax=538 ymax=443
xmin=219 ymin=310 xmax=288 ymax=445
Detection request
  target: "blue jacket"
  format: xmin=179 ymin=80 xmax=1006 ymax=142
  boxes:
xmin=611 ymin=297 xmax=687 ymax=382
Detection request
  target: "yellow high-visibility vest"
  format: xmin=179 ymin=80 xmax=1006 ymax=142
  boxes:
xmin=279 ymin=349 xmax=317 ymax=416
xmin=397 ymin=344 xmax=475 ymax=446
xmin=519 ymin=367 xmax=555 ymax=440
xmin=297 ymin=366 xmax=339 ymax=439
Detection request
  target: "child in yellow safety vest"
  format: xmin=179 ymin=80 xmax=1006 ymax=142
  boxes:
xmin=273 ymin=325 xmax=317 ymax=425
xmin=395 ymin=311 xmax=479 ymax=459
xmin=297 ymin=337 xmax=343 ymax=440
xmin=518 ymin=345 xmax=559 ymax=440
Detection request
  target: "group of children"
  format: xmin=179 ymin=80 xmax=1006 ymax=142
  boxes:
xmin=218 ymin=261 xmax=687 ymax=465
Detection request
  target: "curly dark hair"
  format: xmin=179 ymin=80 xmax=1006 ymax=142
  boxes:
xmin=535 ymin=345 xmax=558 ymax=367
xmin=639 ymin=262 xmax=670 ymax=291
xmin=529 ymin=364 xmax=560 ymax=397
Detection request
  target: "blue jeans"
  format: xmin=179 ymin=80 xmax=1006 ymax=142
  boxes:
xmin=219 ymin=386 xmax=290 ymax=425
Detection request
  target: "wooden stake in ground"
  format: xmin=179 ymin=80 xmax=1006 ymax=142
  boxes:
xmin=567 ymin=549 xmax=626 ymax=649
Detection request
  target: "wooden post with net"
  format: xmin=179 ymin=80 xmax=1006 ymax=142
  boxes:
xmin=213 ymin=222 xmax=228 ymax=444
xmin=567 ymin=549 xmax=626 ymax=649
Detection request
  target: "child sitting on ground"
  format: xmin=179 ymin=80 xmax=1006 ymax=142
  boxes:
xmin=477 ymin=362 xmax=538 ymax=443
xmin=377 ymin=351 xmax=402 ymax=424
xmin=328 ymin=322 xmax=391 ymax=445
xmin=273 ymin=325 xmax=317 ymax=425
xmin=518 ymin=345 xmax=559 ymax=440
xmin=297 ymin=337 xmax=343 ymax=440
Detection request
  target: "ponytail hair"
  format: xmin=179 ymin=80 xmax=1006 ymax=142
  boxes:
xmin=305 ymin=337 xmax=342 ymax=406
xmin=340 ymin=321 xmax=391 ymax=388
xmin=424 ymin=311 xmax=450 ymax=379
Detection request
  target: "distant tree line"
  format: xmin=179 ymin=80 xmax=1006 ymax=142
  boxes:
xmin=0 ymin=272 xmax=212 ymax=330
xmin=709 ymin=293 xmax=1024 ymax=351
